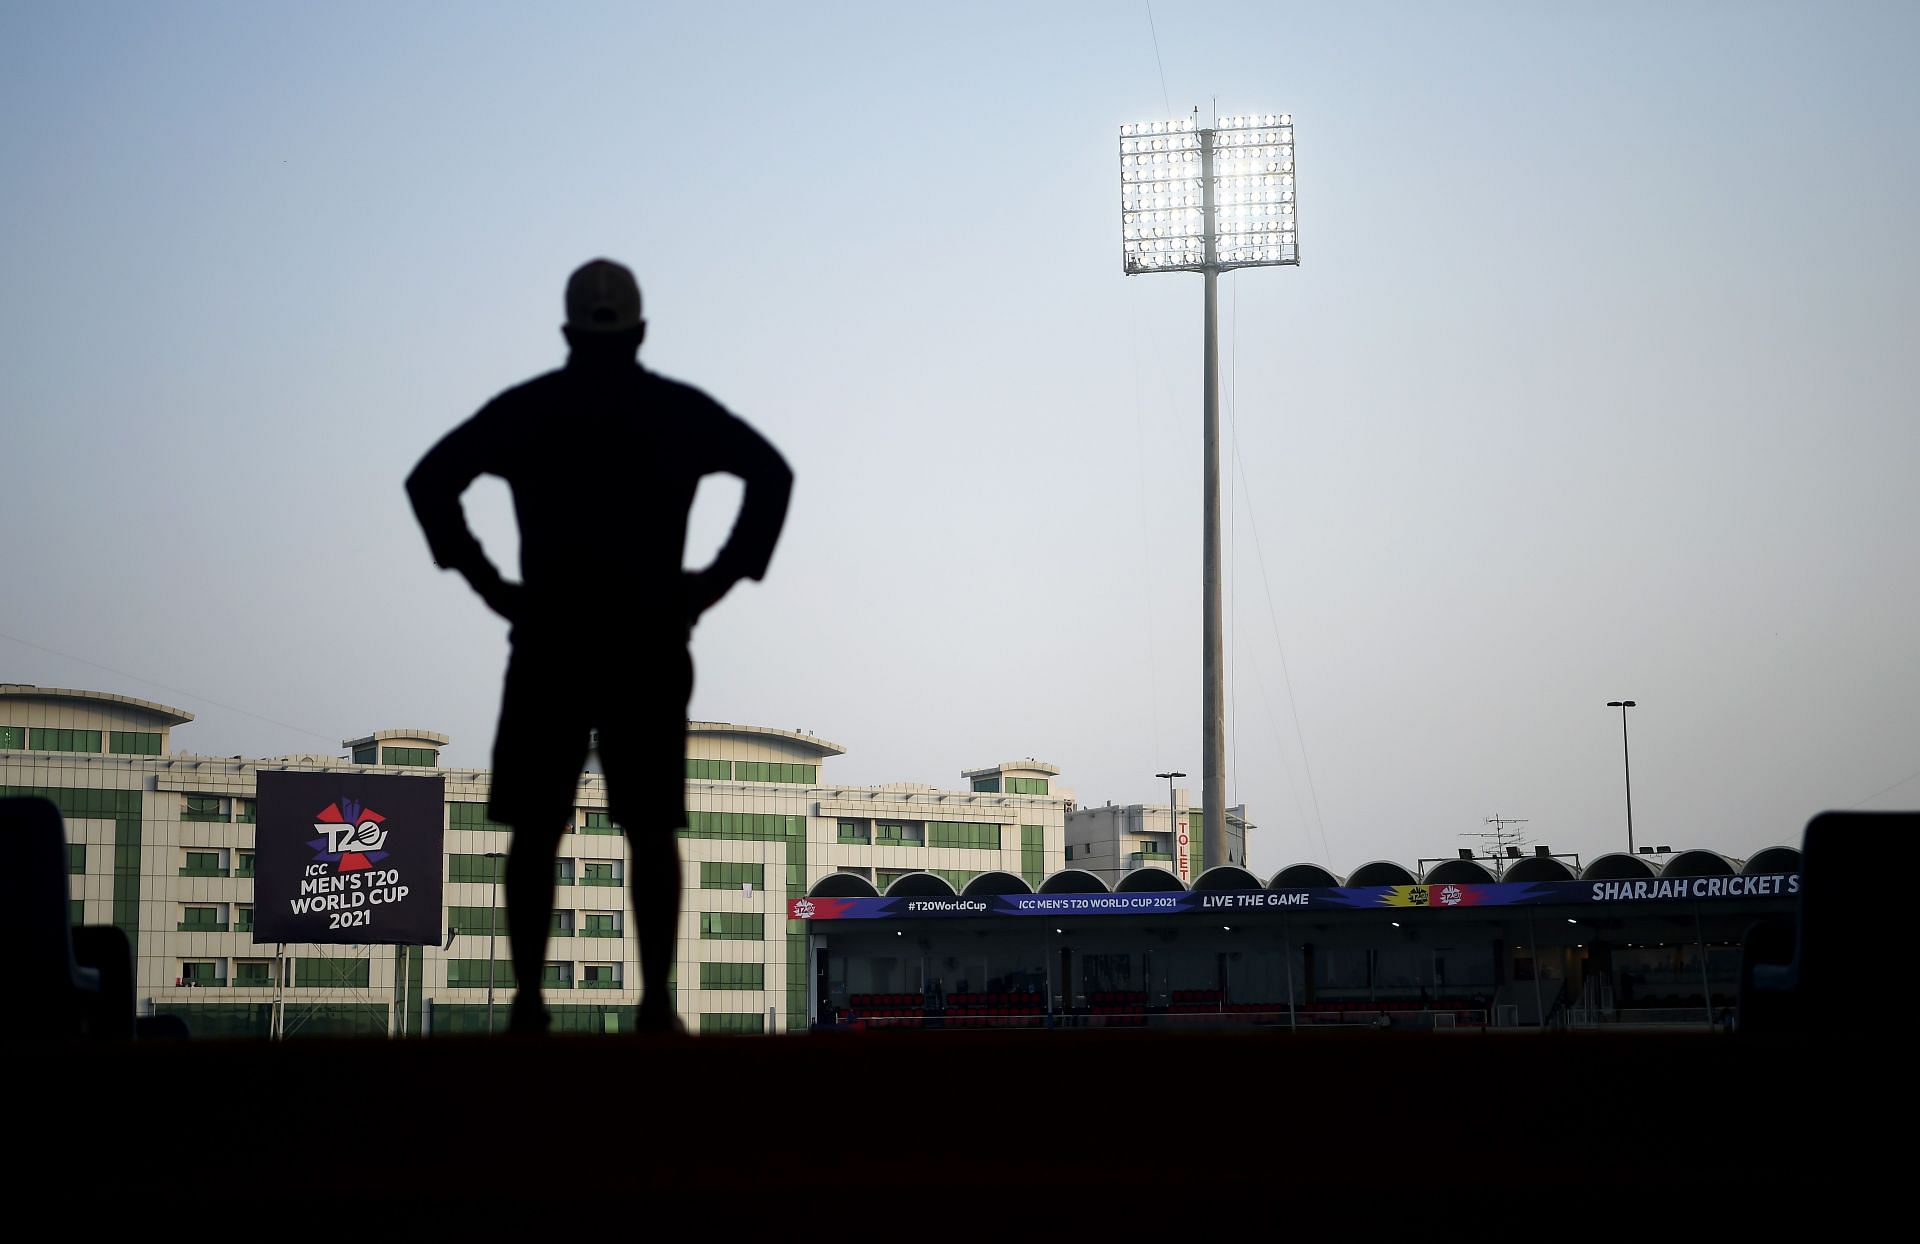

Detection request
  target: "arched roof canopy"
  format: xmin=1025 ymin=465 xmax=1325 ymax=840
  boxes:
xmin=1583 ymin=853 xmax=1657 ymax=881
xmin=1743 ymin=846 xmax=1802 ymax=875
xmin=1037 ymin=869 xmax=1111 ymax=894
xmin=1661 ymin=850 xmax=1736 ymax=879
xmin=1115 ymin=868 xmax=1185 ymax=893
xmin=1191 ymin=865 xmax=1263 ymax=891
xmin=808 ymin=873 xmax=879 ymax=899
xmin=1347 ymin=861 xmax=1417 ymax=887
xmin=882 ymin=872 xmax=957 ymax=898
xmin=1501 ymin=856 xmax=1577 ymax=883
xmin=1423 ymin=859 xmax=1496 ymax=885
xmin=1270 ymin=863 xmax=1340 ymax=888
xmin=961 ymin=870 xmax=1033 ymax=896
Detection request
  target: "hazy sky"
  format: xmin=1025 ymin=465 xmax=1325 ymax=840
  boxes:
xmin=4 ymin=2 xmax=1916 ymax=876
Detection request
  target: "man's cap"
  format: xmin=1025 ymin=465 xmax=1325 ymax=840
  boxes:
xmin=565 ymin=259 xmax=643 ymax=333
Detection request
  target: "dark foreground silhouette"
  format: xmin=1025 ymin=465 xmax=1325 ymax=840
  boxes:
xmin=408 ymin=258 xmax=792 ymax=1033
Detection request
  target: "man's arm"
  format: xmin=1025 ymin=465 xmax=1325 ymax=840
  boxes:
xmin=405 ymin=407 xmax=523 ymax=623
xmin=686 ymin=410 xmax=794 ymax=624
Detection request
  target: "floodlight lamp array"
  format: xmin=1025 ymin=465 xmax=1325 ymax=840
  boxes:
xmin=1119 ymin=113 xmax=1299 ymax=273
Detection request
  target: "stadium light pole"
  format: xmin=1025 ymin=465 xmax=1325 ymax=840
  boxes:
xmin=1122 ymin=110 xmax=1299 ymax=877
xmin=484 ymin=851 xmax=506 ymax=1034
xmin=1155 ymin=769 xmax=1187 ymax=882
xmin=1607 ymin=701 xmax=1637 ymax=855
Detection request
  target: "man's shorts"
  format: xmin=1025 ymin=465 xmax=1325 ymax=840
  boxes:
xmin=486 ymin=637 xmax=694 ymax=834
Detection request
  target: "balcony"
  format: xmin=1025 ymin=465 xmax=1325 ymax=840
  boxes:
xmin=579 ymin=978 xmax=622 ymax=990
xmin=178 ymin=865 xmax=230 ymax=878
xmin=1128 ymin=851 xmax=1172 ymax=868
xmin=578 ymin=875 xmax=622 ymax=888
xmin=578 ymin=927 xmax=623 ymax=939
xmin=176 ymin=922 xmax=229 ymax=934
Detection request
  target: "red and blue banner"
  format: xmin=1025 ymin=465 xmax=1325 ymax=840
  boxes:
xmin=787 ymin=874 xmax=1799 ymax=922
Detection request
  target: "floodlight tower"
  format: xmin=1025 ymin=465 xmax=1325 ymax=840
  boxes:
xmin=1119 ymin=110 xmax=1299 ymax=873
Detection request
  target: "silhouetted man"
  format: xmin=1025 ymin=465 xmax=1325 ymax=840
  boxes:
xmin=407 ymin=258 xmax=792 ymax=1033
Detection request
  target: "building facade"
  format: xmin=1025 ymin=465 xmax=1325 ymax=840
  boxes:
xmin=2 ymin=683 xmax=1070 ymax=1037
xmin=1065 ymin=796 xmax=1252 ymax=885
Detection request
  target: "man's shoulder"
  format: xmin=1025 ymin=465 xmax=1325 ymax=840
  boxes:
xmin=484 ymin=367 xmax=573 ymax=409
xmin=639 ymin=368 xmax=732 ymax=418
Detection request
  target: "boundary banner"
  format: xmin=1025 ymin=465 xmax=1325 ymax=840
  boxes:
xmin=788 ymin=874 xmax=1800 ymax=922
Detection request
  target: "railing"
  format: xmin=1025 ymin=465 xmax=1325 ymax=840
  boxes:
xmin=1570 ymin=1006 xmax=1732 ymax=1030
xmin=820 ymin=1006 xmax=1494 ymax=1033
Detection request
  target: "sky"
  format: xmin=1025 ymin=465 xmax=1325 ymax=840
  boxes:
xmin=3 ymin=2 xmax=1916 ymax=877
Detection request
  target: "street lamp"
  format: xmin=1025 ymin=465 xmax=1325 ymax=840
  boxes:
xmin=483 ymin=851 xmax=506 ymax=1034
xmin=1122 ymin=111 xmax=1299 ymax=877
xmin=1606 ymin=702 xmax=1637 ymax=855
xmin=1154 ymin=770 xmax=1188 ymax=882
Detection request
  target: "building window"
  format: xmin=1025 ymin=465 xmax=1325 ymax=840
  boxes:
xmin=30 ymin=727 xmax=101 ymax=754
xmin=69 ymin=899 xmax=83 ymax=925
xmin=877 ymin=869 xmax=915 ymax=892
xmin=581 ymin=912 xmax=623 ymax=938
xmin=352 ymin=744 xmax=378 ymax=765
xmin=700 ymin=862 xmax=765 ymax=891
xmin=108 ymin=730 xmax=162 ymax=755
xmin=1022 ymin=825 xmax=1045 ymax=887
xmin=875 ymin=822 xmax=923 ymax=846
xmin=733 ymin=761 xmax=817 ymax=784
xmin=235 ymin=906 xmax=253 ymax=933
xmin=67 ymin=843 xmax=85 ymax=875
xmin=178 ymin=904 xmax=226 ymax=933
xmin=181 ymin=794 xmax=230 ymax=823
xmin=236 ymin=799 xmax=255 ymax=824
xmin=543 ymin=962 xmax=572 ymax=989
xmin=971 ymin=776 xmax=1001 ymax=793
xmin=1004 ymin=777 xmax=1049 ymax=795
xmin=836 ymin=866 xmax=873 ymax=881
xmin=699 ymin=912 xmax=764 ymax=941
xmin=837 ymin=820 xmax=870 ymax=844
xmin=449 ymin=854 xmax=507 ymax=884
xmin=581 ymin=964 xmax=621 ymax=989
xmin=448 ymin=906 xmax=508 ymax=936
xmin=579 ymin=811 xmax=621 ymax=836
xmin=1065 ymin=845 xmax=1074 ymax=861
xmin=927 ymin=821 xmax=1000 ymax=850
xmin=686 ymin=758 xmax=731 ymax=780
xmin=580 ymin=861 xmax=621 ymax=887
xmin=554 ymin=858 xmax=576 ymax=886
xmin=179 ymin=850 xmax=227 ymax=878
xmin=699 ymin=962 xmax=765 ymax=991
xmin=381 ymin=746 xmax=436 ymax=767
xmin=700 ymin=1013 xmax=764 ymax=1035
xmin=0 ymin=724 xmax=26 ymax=750
xmin=449 ymin=802 xmax=507 ymax=832
xmin=181 ymin=961 xmax=224 ymax=988
xmin=446 ymin=959 xmax=516 ymax=989
xmin=295 ymin=957 xmax=372 ymax=988
xmin=683 ymin=811 xmax=807 ymax=841
xmin=233 ymin=961 xmax=275 ymax=988
xmin=235 ymin=852 xmax=256 ymax=878
xmin=930 ymin=869 xmax=973 ymax=889
xmin=550 ymin=910 xmax=575 ymax=936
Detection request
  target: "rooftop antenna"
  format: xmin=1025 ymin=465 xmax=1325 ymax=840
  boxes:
xmin=1460 ymin=814 xmax=1531 ymax=880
